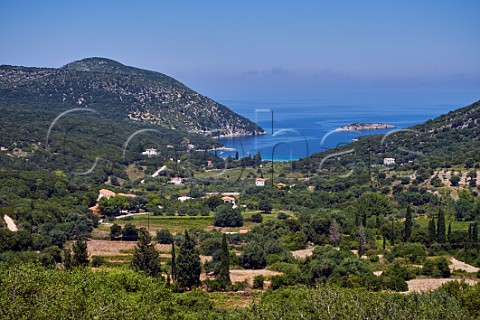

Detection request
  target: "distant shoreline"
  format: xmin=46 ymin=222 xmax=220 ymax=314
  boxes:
xmin=336 ymin=123 xmax=396 ymax=131
xmin=213 ymin=131 xmax=267 ymax=139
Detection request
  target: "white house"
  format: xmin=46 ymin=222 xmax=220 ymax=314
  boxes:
xmin=178 ymin=196 xmax=193 ymax=202
xmin=255 ymin=178 xmax=265 ymax=187
xmin=221 ymin=196 xmax=238 ymax=209
xmin=169 ymin=177 xmax=183 ymax=185
xmin=142 ymin=148 xmax=159 ymax=157
xmin=96 ymin=189 xmax=116 ymax=201
xmin=383 ymin=158 xmax=396 ymax=165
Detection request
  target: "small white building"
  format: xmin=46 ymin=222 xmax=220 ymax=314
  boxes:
xmin=178 ymin=196 xmax=193 ymax=202
xmin=383 ymin=158 xmax=396 ymax=165
xmin=255 ymin=178 xmax=265 ymax=187
xmin=169 ymin=177 xmax=183 ymax=185
xmin=142 ymin=148 xmax=159 ymax=157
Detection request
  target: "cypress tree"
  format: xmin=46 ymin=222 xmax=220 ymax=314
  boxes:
xmin=473 ymin=222 xmax=479 ymax=243
xmin=358 ymin=225 xmax=366 ymax=257
xmin=447 ymin=223 xmax=452 ymax=242
xmin=72 ymin=238 xmax=89 ymax=267
xmin=437 ymin=209 xmax=446 ymax=243
xmin=404 ymin=206 xmax=413 ymax=242
xmin=390 ymin=220 xmax=395 ymax=246
xmin=171 ymin=240 xmax=177 ymax=281
xmin=428 ymin=218 xmax=436 ymax=243
xmin=131 ymin=228 xmax=161 ymax=276
xmin=176 ymin=230 xmax=201 ymax=290
xmin=216 ymin=234 xmax=231 ymax=290
xmin=468 ymin=224 xmax=472 ymax=241
xmin=63 ymin=248 xmax=72 ymax=270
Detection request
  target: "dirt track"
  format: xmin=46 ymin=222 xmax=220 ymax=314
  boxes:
xmin=3 ymin=215 xmax=18 ymax=232
xmin=449 ymin=257 xmax=479 ymax=273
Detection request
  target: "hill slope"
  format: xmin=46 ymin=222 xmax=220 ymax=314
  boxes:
xmin=0 ymin=57 xmax=264 ymax=137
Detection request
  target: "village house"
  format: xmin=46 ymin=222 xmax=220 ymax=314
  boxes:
xmin=142 ymin=148 xmax=159 ymax=157
xmin=384 ymin=157 xmax=396 ymax=165
xmin=91 ymin=189 xmax=136 ymax=215
xmin=88 ymin=204 xmax=101 ymax=216
xmin=178 ymin=196 xmax=193 ymax=202
xmin=169 ymin=177 xmax=183 ymax=185
xmin=221 ymin=196 xmax=237 ymax=209
xmin=96 ymin=189 xmax=116 ymax=201
xmin=255 ymin=178 xmax=265 ymax=187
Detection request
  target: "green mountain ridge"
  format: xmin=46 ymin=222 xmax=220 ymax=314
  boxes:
xmin=0 ymin=57 xmax=264 ymax=137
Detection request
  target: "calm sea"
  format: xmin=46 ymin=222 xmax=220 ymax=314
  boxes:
xmin=216 ymin=100 xmax=458 ymax=161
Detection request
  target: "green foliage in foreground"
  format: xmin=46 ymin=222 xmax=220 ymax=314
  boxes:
xmin=1 ymin=264 xmax=479 ymax=319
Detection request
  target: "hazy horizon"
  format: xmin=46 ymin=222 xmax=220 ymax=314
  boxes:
xmin=1 ymin=1 xmax=479 ymax=106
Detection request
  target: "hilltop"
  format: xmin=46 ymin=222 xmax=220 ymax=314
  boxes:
xmin=0 ymin=57 xmax=264 ymax=137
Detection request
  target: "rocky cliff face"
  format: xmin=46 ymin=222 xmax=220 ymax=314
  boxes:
xmin=0 ymin=57 xmax=264 ymax=137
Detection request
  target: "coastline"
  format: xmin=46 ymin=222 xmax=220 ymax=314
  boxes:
xmin=213 ymin=131 xmax=267 ymax=139
xmin=336 ymin=123 xmax=396 ymax=132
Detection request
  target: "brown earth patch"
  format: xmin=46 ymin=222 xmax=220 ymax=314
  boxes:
xmin=87 ymin=239 xmax=171 ymax=257
xmin=406 ymin=278 xmax=478 ymax=293
xmin=291 ymin=246 xmax=316 ymax=259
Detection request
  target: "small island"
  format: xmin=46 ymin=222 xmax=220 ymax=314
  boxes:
xmin=336 ymin=122 xmax=396 ymax=131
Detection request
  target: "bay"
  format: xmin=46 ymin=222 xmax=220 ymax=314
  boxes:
xmin=216 ymin=100 xmax=458 ymax=161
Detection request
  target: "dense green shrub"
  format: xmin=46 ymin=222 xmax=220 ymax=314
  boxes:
xmin=253 ymin=275 xmax=265 ymax=289
xmin=214 ymin=205 xmax=243 ymax=227
xmin=239 ymin=242 xmax=266 ymax=269
xmin=423 ymin=257 xmax=451 ymax=278
xmin=156 ymin=228 xmax=173 ymax=244
xmin=91 ymin=255 xmax=106 ymax=267
xmin=250 ymin=213 xmax=263 ymax=223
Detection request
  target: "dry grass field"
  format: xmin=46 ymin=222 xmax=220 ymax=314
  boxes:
xmin=87 ymin=239 xmax=171 ymax=257
xmin=406 ymin=278 xmax=478 ymax=293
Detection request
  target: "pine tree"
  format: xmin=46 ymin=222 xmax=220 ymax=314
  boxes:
xmin=131 ymin=228 xmax=161 ymax=276
xmin=428 ymin=218 xmax=436 ymax=243
xmin=171 ymin=240 xmax=177 ymax=281
xmin=404 ymin=206 xmax=413 ymax=242
xmin=437 ymin=209 xmax=446 ymax=243
xmin=176 ymin=230 xmax=201 ymax=290
xmin=72 ymin=238 xmax=89 ymax=267
xmin=216 ymin=234 xmax=231 ymax=290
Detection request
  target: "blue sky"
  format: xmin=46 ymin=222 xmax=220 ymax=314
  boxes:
xmin=1 ymin=0 xmax=479 ymax=106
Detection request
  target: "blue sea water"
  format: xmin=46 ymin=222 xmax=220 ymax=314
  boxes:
xmin=216 ymin=100 xmax=458 ymax=161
